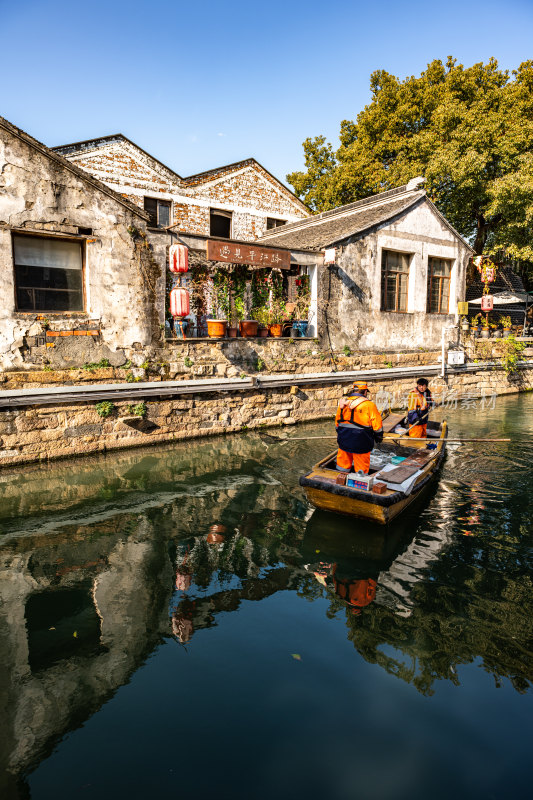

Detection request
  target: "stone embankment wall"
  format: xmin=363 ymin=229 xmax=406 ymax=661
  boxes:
xmin=0 ymin=363 xmax=531 ymax=468
xmin=0 ymin=342 xmax=442 ymax=388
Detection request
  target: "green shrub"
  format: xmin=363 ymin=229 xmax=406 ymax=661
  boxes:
xmin=95 ymin=401 xmax=115 ymax=418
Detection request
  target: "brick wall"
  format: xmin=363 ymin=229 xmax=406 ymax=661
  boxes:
xmin=60 ymin=140 xmax=309 ymax=242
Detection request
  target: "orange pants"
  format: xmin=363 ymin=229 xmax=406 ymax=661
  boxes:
xmin=336 ymin=449 xmax=370 ymax=474
xmin=409 ymin=424 xmax=427 ymax=439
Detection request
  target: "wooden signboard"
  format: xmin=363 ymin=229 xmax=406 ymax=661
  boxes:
xmin=207 ymin=240 xmax=291 ymax=269
xmin=457 ymin=301 xmax=469 ymax=316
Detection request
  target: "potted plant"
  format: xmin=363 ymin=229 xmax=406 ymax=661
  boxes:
xmin=252 ymin=306 xmax=270 ymax=337
xmin=291 ymin=290 xmax=311 ymax=337
xmin=190 ymin=264 xmax=210 ymax=337
xmin=480 ymin=315 xmax=491 ymax=338
xmin=227 ymin=317 xmax=239 ymax=337
xmin=267 ymin=298 xmax=287 ymax=337
xmin=208 ymin=269 xmax=230 ymax=338
xmin=460 ymin=314 xmax=470 ymax=333
xmin=491 ymin=322 xmax=502 ymax=338
xmin=499 ymin=315 xmax=512 ymax=337
xmin=470 ymin=314 xmax=481 ymax=337
xmin=231 ymin=265 xmax=257 ymax=337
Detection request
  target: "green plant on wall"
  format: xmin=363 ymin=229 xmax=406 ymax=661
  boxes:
xmin=189 ymin=263 xmax=210 ymax=318
xmin=213 ymin=268 xmax=232 ymax=320
xmin=501 ymin=336 xmax=526 ymax=375
xmin=231 ymin=264 xmax=249 ymax=323
xmin=83 ymin=358 xmax=110 ymax=372
xmin=133 ymin=402 xmax=147 ymax=418
xmin=269 ymin=269 xmax=283 ymax=301
xmin=251 ymin=270 xmax=270 ymax=309
xmin=95 ymin=401 xmax=115 ymax=418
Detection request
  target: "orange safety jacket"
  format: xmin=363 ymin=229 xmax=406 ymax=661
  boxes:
xmin=407 ymin=388 xmax=433 ymax=427
xmin=335 ymin=393 xmax=383 ymax=454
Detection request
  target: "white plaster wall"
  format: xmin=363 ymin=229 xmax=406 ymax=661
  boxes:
xmin=0 ymin=127 xmax=158 ymax=369
xmin=321 ymin=200 xmax=470 ymax=351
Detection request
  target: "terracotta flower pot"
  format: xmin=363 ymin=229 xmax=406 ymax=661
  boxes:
xmin=227 ymin=326 xmax=238 ymax=338
xmin=269 ymin=323 xmax=283 ymax=337
xmin=258 ymin=326 xmax=269 ymax=338
xmin=207 ymin=320 xmax=227 ymax=338
xmin=239 ymin=320 xmax=258 ymax=337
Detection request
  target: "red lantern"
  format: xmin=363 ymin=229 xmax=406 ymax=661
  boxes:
xmin=169 ymin=244 xmax=188 ymax=273
xmin=481 ymin=295 xmax=493 ymax=311
xmin=170 ymin=287 xmax=190 ymax=318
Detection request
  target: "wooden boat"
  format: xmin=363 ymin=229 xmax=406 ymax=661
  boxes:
xmin=299 ymin=415 xmax=447 ymax=525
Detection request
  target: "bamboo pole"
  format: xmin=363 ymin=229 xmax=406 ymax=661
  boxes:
xmin=269 ymin=435 xmax=510 ymax=443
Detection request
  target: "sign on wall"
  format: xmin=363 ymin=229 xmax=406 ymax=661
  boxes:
xmin=457 ymin=301 xmax=469 ymax=316
xmin=448 ymin=350 xmax=465 ymax=366
xmin=207 ymin=240 xmax=291 ymax=269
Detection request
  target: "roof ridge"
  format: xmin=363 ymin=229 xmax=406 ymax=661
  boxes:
xmin=259 ymin=186 xmax=423 ymax=241
xmin=52 ymin=134 xmax=124 ymax=153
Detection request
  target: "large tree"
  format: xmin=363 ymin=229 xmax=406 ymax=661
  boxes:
xmin=288 ymin=58 xmax=533 ymax=271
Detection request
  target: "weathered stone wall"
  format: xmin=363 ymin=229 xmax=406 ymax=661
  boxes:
xmin=0 ymin=344 xmax=443 ymax=388
xmin=0 ymin=120 xmax=163 ymax=372
xmin=0 ymin=364 xmax=530 ymax=468
xmin=57 ymin=139 xmax=308 ymax=240
xmin=320 ymin=201 xmax=470 ymax=351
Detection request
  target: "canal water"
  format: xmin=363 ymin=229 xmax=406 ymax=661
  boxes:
xmin=1 ymin=392 xmax=532 ymax=800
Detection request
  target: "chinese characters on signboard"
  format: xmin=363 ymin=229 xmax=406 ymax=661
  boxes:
xmin=206 ymin=240 xmax=291 ymax=269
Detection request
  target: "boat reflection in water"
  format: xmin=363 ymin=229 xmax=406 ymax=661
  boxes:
xmin=301 ymin=508 xmax=419 ymax=616
xmin=169 ymin=506 xmax=424 ymax=645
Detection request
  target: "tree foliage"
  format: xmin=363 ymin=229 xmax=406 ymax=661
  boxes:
xmin=287 ymin=57 xmax=533 ymax=269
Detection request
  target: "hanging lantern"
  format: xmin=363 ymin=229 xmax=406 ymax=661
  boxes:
xmin=170 ymin=287 xmax=190 ymax=318
xmin=169 ymin=244 xmax=188 ymax=273
xmin=481 ymin=295 xmax=493 ymax=311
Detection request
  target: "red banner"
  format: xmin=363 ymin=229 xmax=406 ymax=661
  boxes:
xmin=207 ymin=240 xmax=291 ymax=269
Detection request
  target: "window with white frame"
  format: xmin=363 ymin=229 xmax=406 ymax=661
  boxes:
xmin=381 ymin=250 xmax=410 ymax=312
xmin=13 ymin=234 xmax=84 ymax=312
xmin=427 ymin=257 xmax=452 ymax=313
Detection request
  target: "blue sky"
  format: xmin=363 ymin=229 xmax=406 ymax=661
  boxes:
xmin=1 ymin=0 xmax=532 ymax=189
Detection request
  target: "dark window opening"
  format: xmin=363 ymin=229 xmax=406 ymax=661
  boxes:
xmin=266 ymin=218 xmax=286 ymax=229
xmin=427 ymin=257 xmax=452 ymax=313
xmin=381 ymin=250 xmax=410 ymax=312
xmin=13 ymin=234 xmax=83 ymax=312
xmin=25 ymin=584 xmax=102 ymax=673
xmin=77 ymin=227 xmax=93 ymax=236
xmin=210 ymin=209 xmax=232 ymax=239
xmin=144 ymin=197 xmax=171 ymax=228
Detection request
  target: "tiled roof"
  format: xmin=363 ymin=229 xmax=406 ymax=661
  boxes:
xmin=256 ymin=191 xmax=426 ymax=250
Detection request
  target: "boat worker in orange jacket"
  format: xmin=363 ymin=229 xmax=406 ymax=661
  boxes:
xmin=407 ymin=377 xmax=434 ymax=438
xmin=335 ymin=381 xmax=384 ymax=474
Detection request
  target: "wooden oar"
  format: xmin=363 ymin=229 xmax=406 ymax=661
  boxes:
xmin=261 ymin=434 xmax=510 ymax=444
xmin=392 ymin=436 xmax=510 ymax=443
